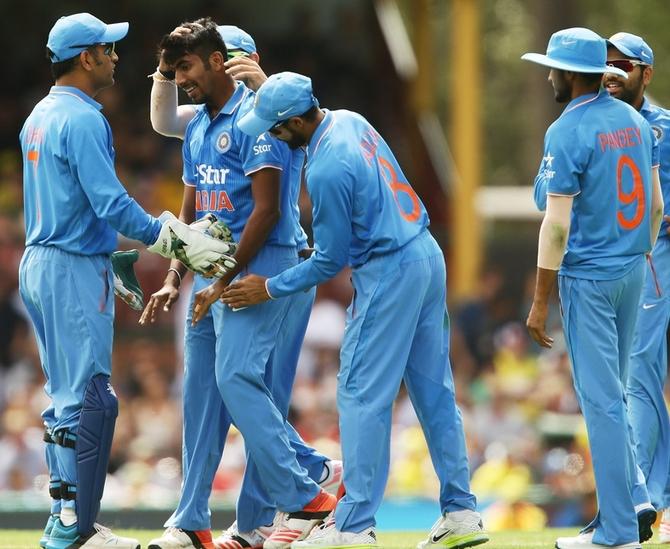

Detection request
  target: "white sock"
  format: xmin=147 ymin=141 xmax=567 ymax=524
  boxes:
xmin=60 ymin=507 xmax=77 ymax=526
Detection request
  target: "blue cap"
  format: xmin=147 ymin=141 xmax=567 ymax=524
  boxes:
xmin=217 ymin=25 xmax=256 ymax=55
xmin=47 ymin=13 xmax=128 ymax=62
xmin=238 ymin=72 xmax=319 ymax=136
xmin=608 ymin=32 xmax=654 ymax=65
xmin=521 ymin=27 xmax=627 ymax=78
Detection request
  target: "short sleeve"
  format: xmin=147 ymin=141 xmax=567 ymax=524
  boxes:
xmin=182 ymin=126 xmax=196 ymax=187
xmin=544 ymin=124 xmax=587 ymax=197
xmin=238 ymin=130 xmax=285 ymax=175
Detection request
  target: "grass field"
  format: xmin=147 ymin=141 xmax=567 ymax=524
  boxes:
xmin=0 ymin=530 xmax=667 ymax=549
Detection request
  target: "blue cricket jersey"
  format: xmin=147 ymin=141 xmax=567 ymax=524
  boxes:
xmin=19 ymin=86 xmax=160 ymax=255
xmin=267 ymin=109 xmax=429 ymax=298
xmin=182 ymin=82 xmax=302 ymax=246
xmin=640 ymin=98 xmax=670 ymax=238
xmin=534 ymin=90 xmax=658 ymax=280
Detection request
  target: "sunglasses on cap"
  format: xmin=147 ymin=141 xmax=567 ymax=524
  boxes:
xmin=72 ymin=42 xmax=116 ymax=57
xmin=606 ymin=58 xmax=648 ymax=73
xmin=227 ymin=48 xmax=249 ymax=60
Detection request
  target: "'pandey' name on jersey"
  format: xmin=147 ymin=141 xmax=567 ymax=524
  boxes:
xmin=182 ymin=82 xmax=302 ymax=247
xmin=533 ymin=90 xmax=658 ymax=280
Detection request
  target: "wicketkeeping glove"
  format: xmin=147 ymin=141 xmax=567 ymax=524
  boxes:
xmin=190 ymin=213 xmax=238 ymax=255
xmin=111 ymin=250 xmax=144 ymax=311
xmin=147 ymin=212 xmax=237 ymax=277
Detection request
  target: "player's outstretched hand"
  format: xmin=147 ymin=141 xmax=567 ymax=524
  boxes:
xmin=147 ymin=212 xmax=237 ymax=278
xmin=221 ymin=274 xmax=271 ymax=309
xmin=224 ymin=56 xmax=268 ymax=91
xmin=111 ymin=250 xmax=144 ymax=311
xmin=139 ymin=282 xmax=180 ymax=325
xmin=526 ymin=301 xmax=554 ymax=348
xmin=192 ymin=279 xmax=226 ymax=325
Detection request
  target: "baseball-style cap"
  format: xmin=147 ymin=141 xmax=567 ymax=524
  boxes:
xmin=607 ymin=32 xmax=654 ymax=65
xmin=217 ymin=25 xmax=256 ymax=56
xmin=238 ymin=72 xmax=319 ymax=136
xmin=47 ymin=13 xmax=129 ymax=62
xmin=521 ymin=27 xmax=627 ymax=78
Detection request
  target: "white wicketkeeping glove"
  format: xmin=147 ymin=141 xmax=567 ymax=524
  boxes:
xmin=147 ymin=212 xmax=237 ymax=277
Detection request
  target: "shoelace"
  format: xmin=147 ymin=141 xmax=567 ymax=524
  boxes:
xmin=273 ymin=512 xmax=288 ymax=529
xmin=93 ymin=523 xmax=112 ymax=538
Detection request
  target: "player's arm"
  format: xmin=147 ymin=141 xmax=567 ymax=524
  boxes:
xmin=140 ymin=186 xmax=196 ymax=324
xmin=650 ymin=165 xmax=663 ymax=246
xmin=220 ymin=164 xmax=353 ymax=310
xmin=526 ymin=193 xmax=573 ymax=348
xmin=149 ymin=51 xmax=197 ymax=139
xmin=71 ymin=112 xmax=161 ymax=244
xmin=191 ymin=168 xmax=281 ymax=320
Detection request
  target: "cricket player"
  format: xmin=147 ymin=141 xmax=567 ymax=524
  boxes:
xmin=604 ymin=33 xmax=670 ymax=543
xmin=524 ymin=27 xmax=663 ymax=549
xmin=142 ymin=20 xmax=336 ymax=549
xmin=144 ymin=23 xmax=342 ymax=549
xmin=199 ymin=71 xmax=489 ymax=549
xmin=21 ymin=13 xmax=236 ymax=549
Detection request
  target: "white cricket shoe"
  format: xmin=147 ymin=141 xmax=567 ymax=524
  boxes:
xmin=215 ymin=520 xmax=273 ymax=549
xmin=660 ymin=509 xmax=670 ymax=543
xmin=47 ymin=520 xmax=140 ymax=549
xmin=555 ymin=530 xmax=640 ymax=549
xmin=147 ymin=526 xmax=215 ymax=548
xmin=264 ymin=490 xmax=337 ymax=549
xmin=291 ymin=522 xmax=377 ymax=548
xmin=417 ymin=510 xmax=489 ymax=549
xmin=319 ymin=460 xmax=343 ymax=496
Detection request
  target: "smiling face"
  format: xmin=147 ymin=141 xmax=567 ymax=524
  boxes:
xmin=604 ymin=46 xmax=652 ymax=110
xmin=174 ymin=52 xmax=216 ymax=104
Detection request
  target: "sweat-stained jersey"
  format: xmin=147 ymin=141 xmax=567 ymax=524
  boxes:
xmin=533 ymin=90 xmax=658 ymax=280
xmin=182 ymin=82 xmax=302 ymax=247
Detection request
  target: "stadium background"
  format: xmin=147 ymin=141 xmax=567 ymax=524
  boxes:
xmin=1 ymin=0 xmax=669 ymax=533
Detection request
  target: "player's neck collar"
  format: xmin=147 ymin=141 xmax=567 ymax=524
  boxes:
xmin=307 ymin=109 xmax=333 ymax=156
xmin=49 ymin=85 xmax=103 ymax=111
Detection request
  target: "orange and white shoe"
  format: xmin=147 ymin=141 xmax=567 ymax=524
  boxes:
xmin=660 ymin=509 xmax=670 ymax=543
xmin=264 ymin=490 xmax=337 ymax=549
xmin=318 ymin=460 xmax=343 ymax=496
xmin=214 ymin=520 xmax=273 ymax=549
xmin=148 ymin=527 xmax=216 ymax=549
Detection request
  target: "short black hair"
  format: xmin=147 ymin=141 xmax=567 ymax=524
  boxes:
xmin=578 ymin=72 xmax=605 ymax=87
xmin=159 ymin=17 xmax=227 ymax=67
xmin=300 ymin=105 xmax=320 ymax=122
xmin=46 ymin=46 xmax=101 ymax=80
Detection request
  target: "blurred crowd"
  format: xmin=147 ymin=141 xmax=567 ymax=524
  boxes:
xmin=0 ymin=0 xmax=638 ymax=534
xmin=0 ymin=189 xmax=606 ymax=531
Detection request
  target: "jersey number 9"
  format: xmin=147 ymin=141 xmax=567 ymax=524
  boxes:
xmin=617 ymin=154 xmax=645 ymax=230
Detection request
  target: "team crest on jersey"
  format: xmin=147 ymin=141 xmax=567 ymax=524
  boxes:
xmin=216 ymin=131 xmax=232 ymax=153
xmin=652 ymin=125 xmax=664 ymax=142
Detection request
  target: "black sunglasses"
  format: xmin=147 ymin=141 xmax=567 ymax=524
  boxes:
xmin=72 ymin=42 xmax=116 ymax=57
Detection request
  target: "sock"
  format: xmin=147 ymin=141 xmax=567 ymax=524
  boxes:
xmin=60 ymin=506 xmax=77 ymax=526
